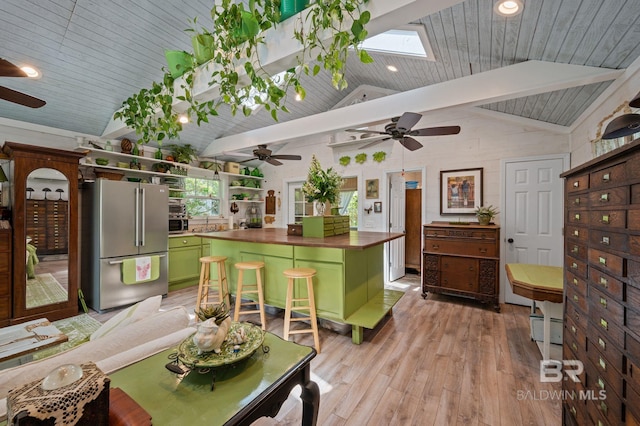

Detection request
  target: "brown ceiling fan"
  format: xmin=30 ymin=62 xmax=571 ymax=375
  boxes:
xmin=237 ymin=144 xmax=301 ymax=166
xmin=0 ymin=58 xmax=46 ymax=108
xmin=345 ymin=112 xmax=460 ymax=151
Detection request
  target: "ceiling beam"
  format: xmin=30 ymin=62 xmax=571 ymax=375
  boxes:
xmin=101 ymin=0 xmax=464 ymax=140
xmin=203 ymin=60 xmax=623 ymax=156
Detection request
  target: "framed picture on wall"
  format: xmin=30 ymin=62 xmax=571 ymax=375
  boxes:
xmin=440 ymin=168 xmax=483 ymax=215
xmin=374 ymin=201 xmax=382 ymax=213
xmin=365 ymin=179 xmax=379 ymax=199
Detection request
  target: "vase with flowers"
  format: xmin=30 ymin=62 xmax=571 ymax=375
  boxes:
xmin=302 ymin=155 xmax=343 ymax=216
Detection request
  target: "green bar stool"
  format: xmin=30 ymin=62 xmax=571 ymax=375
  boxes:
xmin=233 ymin=261 xmax=266 ymax=330
xmin=283 ymin=267 xmax=320 ymax=353
xmin=195 ymin=256 xmax=230 ymax=321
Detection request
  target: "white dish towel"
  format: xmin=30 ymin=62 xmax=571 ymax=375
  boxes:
xmin=135 ymin=256 xmax=152 ymax=282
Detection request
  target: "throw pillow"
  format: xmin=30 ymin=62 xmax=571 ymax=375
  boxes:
xmin=90 ymin=295 xmax=162 ymax=341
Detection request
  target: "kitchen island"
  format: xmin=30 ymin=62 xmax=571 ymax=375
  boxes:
xmin=196 ymin=228 xmax=404 ymax=344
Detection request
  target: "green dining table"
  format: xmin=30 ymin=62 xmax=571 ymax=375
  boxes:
xmin=108 ymin=331 xmax=319 ymax=425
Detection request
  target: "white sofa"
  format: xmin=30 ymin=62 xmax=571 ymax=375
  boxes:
xmin=0 ymin=304 xmax=196 ymax=420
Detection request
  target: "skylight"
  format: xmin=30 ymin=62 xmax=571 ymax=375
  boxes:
xmin=360 ymin=24 xmax=434 ymax=61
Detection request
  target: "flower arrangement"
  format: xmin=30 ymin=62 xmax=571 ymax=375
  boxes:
xmin=302 ymin=155 xmax=343 ymax=206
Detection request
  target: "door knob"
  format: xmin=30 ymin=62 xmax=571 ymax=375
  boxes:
xmin=507 ymin=238 xmax=514 ymax=243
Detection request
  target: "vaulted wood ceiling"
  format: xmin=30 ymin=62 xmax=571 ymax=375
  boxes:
xmin=0 ymin=0 xmax=639 ymax=156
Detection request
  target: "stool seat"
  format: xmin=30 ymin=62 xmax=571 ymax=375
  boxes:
xmin=235 ymin=261 xmax=265 ymax=270
xmin=195 ymin=256 xmax=229 ymax=322
xmin=283 ymin=268 xmax=316 ymax=278
xmin=283 ymin=267 xmax=320 ymax=353
xmin=233 ymin=261 xmax=266 ymax=330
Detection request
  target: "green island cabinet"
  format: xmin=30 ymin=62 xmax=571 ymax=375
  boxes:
xmin=207 ymin=238 xmax=399 ymax=344
xmin=168 ymin=236 xmax=210 ymax=290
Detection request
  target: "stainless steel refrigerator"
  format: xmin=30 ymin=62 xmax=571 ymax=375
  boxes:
xmin=80 ymin=179 xmax=169 ymax=311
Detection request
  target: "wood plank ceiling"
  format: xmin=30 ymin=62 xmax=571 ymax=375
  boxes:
xmin=0 ymin=0 xmax=639 ymax=154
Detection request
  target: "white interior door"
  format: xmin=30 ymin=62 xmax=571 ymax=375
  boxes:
xmin=388 ymin=173 xmax=406 ymax=281
xmin=502 ymin=156 xmax=566 ymax=306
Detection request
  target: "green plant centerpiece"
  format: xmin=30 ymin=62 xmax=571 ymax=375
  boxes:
xmin=474 ymin=205 xmax=499 ymax=225
xmin=302 ymin=155 xmax=343 ymax=216
xmin=113 ymin=0 xmax=372 ymax=146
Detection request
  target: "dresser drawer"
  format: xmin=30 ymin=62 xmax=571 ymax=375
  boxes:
xmin=587 ymin=396 xmax=622 ymax=426
xmin=423 ymin=227 xmax=497 ymax=240
xmin=626 ymin=284 xmax=640 ymax=332
xmin=588 ymin=186 xmax=629 ymax=206
xmin=589 ymin=286 xmax=625 ymax=323
xmin=586 ymin=324 xmax=624 ymax=377
xmin=566 ymin=280 xmax=588 ymax=313
xmin=423 ymin=238 xmax=497 ymax=258
xmin=567 ymin=210 xmax=589 ymax=225
xmin=589 ymin=306 xmax=625 ymax=349
xmin=590 ymin=163 xmax=626 ymax=189
xmin=588 ymin=248 xmax=626 ymax=277
xmin=586 ymin=356 xmax=623 ymax=403
xmin=626 ymin=352 xmax=640 ymax=397
xmin=566 ymin=241 xmax=588 ymax=260
xmin=565 ymin=315 xmax=587 ymax=357
xmin=566 ymin=225 xmax=589 ymax=242
xmin=628 ymin=208 xmax=640 ymax=231
xmin=588 ymin=269 xmax=624 ymax=301
xmin=565 ymin=270 xmax=587 ymax=298
xmin=589 ymin=229 xmax=628 ymax=253
xmin=566 ymin=299 xmax=586 ymax=325
xmin=567 ymin=193 xmax=590 ymax=209
xmin=566 ymin=256 xmax=587 ymax=278
xmin=440 ymin=256 xmax=478 ymax=292
xmin=566 ymin=174 xmax=589 ymax=193
xmin=588 ymin=210 xmax=626 ymax=229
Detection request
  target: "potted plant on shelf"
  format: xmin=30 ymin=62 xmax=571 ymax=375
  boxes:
xmin=168 ymin=144 xmax=198 ymax=164
xmin=474 ymin=205 xmax=499 ymax=225
xmin=302 ymin=155 xmax=343 ymax=216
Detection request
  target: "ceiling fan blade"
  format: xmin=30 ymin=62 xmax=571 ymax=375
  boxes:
xmin=360 ymin=136 xmax=390 ymax=149
xmin=266 ymin=158 xmax=283 ymax=166
xmin=238 ymin=157 xmax=258 ymax=163
xmin=345 ymin=129 xmax=387 ymax=135
xmin=395 ymin=112 xmax=422 ymax=132
xmin=270 ymin=154 xmax=301 ymax=160
xmin=0 ymin=59 xmax=27 ymax=77
xmin=409 ymin=126 xmax=461 ymax=137
xmin=0 ymin=86 xmax=46 ymax=108
xmin=399 ymin=136 xmax=423 ymax=151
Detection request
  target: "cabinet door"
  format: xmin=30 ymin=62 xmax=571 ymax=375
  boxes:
xmin=440 ymin=256 xmax=479 ymax=293
xmin=168 ymin=245 xmax=202 ymax=286
xmin=294 ymin=259 xmax=345 ymax=321
xmin=239 ymin=252 xmax=293 ymax=308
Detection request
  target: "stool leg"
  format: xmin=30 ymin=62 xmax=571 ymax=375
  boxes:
xmin=220 ymin=263 xmax=230 ymax=309
xmin=195 ymin=262 xmax=210 ymax=321
xmin=233 ymin=269 xmax=244 ymax=322
xmin=306 ymin=277 xmax=320 ymax=353
xmin=283 ymin=277 xmax=293 ymax=341
xmin=256 ymin=268 xmax=266 ymax=330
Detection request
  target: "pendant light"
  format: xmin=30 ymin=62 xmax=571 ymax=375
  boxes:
xmin=212 ymin=157 xmax=220 ymax=181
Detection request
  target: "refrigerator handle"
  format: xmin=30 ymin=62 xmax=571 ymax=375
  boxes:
xmin=135 ymin=187 xmax=140 ymax=247
xmin=140 ymin=187 xmax=146 ymax=247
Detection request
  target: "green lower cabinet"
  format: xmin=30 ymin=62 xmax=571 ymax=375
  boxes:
xmin=168 ymin=237 xmax=203 ymax=291
xmin=293 ymin=259 xmax=344 ymax=322
xmin=239 ymin=252 xmax=293 ymax=307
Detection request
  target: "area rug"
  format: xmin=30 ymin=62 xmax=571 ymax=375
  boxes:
xmin=26 ymin=273 xmax=68 ymax=308
xmin=31 ymin=314 xmax=103 ymax=361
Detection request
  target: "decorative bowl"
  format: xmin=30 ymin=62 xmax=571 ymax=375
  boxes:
xmin=95 ymin=158 xmax=109 ymax=166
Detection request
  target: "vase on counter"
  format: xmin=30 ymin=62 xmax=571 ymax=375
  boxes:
xmin=315 ymin=201 xmax=326 ymax=216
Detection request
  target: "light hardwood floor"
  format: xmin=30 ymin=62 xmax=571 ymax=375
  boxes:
xmin=89 ymin=275 xmax=561 ymax=425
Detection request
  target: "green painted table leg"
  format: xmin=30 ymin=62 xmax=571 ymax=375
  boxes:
xmin=352 ymin=325 xmax=363 ymax=344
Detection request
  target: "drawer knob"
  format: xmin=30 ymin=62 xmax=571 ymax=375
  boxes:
xmin=574 ymin=198 xmax=580 ymax=205
xmin=572 ymin=262 xmax=578 ymax=269
xmin=600 ymin=236 xmax=610 ymax=245
xmin=183 ymin=240 xmax=188 ymax=244
xmin=571 ymin=245 xmax=579 ymax=254
xmin=479 ymin=248 xmax=487 ymax=254
xmin=600 ymin=318 xmax=608 ymax=330
xmin=600 ymin=215 xmax=609 ymax=224
xmin=599 ymin=338 xmax=606 ymax=350
xmin=432 ymin=244 xmax=439 ymax=249
xmin=600 ymin=193 xmax=609 ymax=202
xmin=600 ymin=297 xmax=607 ymax=308
xmin=574 ymin=213 xmax=580 ymax=221
xmin=599 ymin=256 xmax=607 ymax=265
xmin=573 ymin=181 xmax=580 ymax=188
xmin=599 ymin=357 xmax=607 ymax=371
xmin=602 ymin=173 xmax=610 ymax=182
xmin=599 ymin=277 xmax=608 ymax=288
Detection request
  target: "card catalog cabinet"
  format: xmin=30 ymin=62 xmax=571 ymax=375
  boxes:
xmin=422 ymin=222 xmax=500 ymax=312
xmin=561 ymin=138 xmax=640 ymax=425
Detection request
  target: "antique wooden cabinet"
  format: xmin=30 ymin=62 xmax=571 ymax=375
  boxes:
xmin=26 ymin=199 xmax=68 ymax=255
xmin=422 ymin=222 xmax=500 ymax=311
xmin=561 ymin=138 xmax=640 ymax=425
xmin=0 ymin=227 xmax=11 ymax=326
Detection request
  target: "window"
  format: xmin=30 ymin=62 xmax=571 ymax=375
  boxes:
xmin=339 ymin=177 xmax=358 ymax=228
xmin=358 ymin=24 xmax=434 ymax=61
xmin=290 ymin=182 xmax=314 ymax=223
xmin=182 ymin=177 xmax=221 ymax=217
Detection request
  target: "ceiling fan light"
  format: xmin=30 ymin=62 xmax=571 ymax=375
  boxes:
xmin=602 ymin=114 xmax=640 ymax=139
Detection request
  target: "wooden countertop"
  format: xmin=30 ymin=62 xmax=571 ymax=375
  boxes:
xmin=196 ymin=228 xmax=404 ymax=250
xmin=505 ymin=263 xmax=563 ymax=303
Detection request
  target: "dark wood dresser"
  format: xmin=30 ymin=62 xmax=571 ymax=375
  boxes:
xmin=561 ymin=139 xmax=640 ymax=425
xmin=0 ymin=227 xmax=11 ymax=326
xmin=422 ymin=222 xmax=500 ymax=311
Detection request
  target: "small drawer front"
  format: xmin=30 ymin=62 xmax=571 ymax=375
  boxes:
xmin=589 ymin=286 xmax=625 ymax=323
xmin=565 ymin=299 xmax=585 ymax=325
xmin=567 ymin=193 xmax=589 ymax=209
xmin=585 ymin=358 xmax=623 ymax=405
xmin=566 ymin=241 xmax=588 ymax=260
xmin=566 ymin=225 xmax=589 ymax=243
xmin=588 ymin=229 xmax=628 ymax=253
xmin=589 ymin=163 xmax=626 ymax=189
xmin=587 ymin=324 xmax=624 ymax=377
xmin=588 ymin=248 xmax=625 ymax=277
xmin=631 ymin=183 xmax=640 ymax=204
xmin=566 ymin=280 xmax=588 ymax=313
xmin=565 ymin=316 xmax=587 ymax=356
xmin=587 ymin=210 xmax=626 ymax=229
xmin=626 ymin=355 xmax=640 ymax=397
xmin=627 ymin=208 xmax=640 ymax=231
xmin=588 ymin=186 xmax=628 ymax=206
xmin=588 ymin=269 xmax=624 ymax=301
xmin=567 ymin=174 xmax=589 ymax=193
xmin=567 ymin=210 xmax=589 ymax=225
xmin=587 ymin=396 xmax=622 ymax=426
xmin=565 ymin=256 xmax=587 ymax=278
xmin=424 ymin=239 xmax=497 ymax=258
xmin=626 ymin=381 xmax=640 ymax=425
xmin=589 ymin=305 xmax=625 ymax=349
xmin=441 ymin=257 xmax=478 ymax=292
xmin=565 ymin=270 xmax=587 ymax=298
xmin=169 ymin=236 xmax=201 ymax=248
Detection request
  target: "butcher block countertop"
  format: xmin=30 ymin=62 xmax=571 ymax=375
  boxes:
xmin=195 ymin=228 xmax=403 ymax=250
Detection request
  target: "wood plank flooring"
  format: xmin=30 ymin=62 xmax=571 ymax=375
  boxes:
xmin=88 ymin=275 xmax=561 ymax=425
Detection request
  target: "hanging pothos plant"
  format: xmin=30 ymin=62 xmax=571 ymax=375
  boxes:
xmin=113 ymin=0 xmax=372 ymax=146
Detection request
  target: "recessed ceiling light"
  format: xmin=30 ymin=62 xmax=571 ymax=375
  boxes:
xmin=387 ymin=65 xmax=398 ymax=72
xmin=20 ymin=66 xmax=40 ymax=78
xmin=295 ymin=93 xmax=302 ymax=101
xmin=178 ymin=114 xmax=189 ymax=124
xmin=494 ymin=0 xmax=523 ymax=17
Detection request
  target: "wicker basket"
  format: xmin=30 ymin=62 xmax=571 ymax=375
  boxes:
xmin=95 ymin=170 xmax=124 ymax=181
